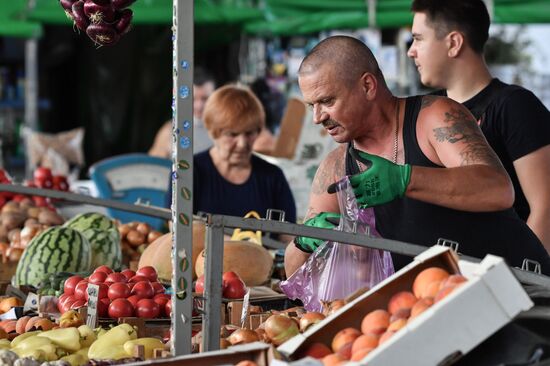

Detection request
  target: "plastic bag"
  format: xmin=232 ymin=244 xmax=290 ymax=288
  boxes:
xmin=280 ymin=177 xmax=394 ymax=312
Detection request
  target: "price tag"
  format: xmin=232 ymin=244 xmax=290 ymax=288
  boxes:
xmin=86 ymin=284 xmax=99 ymax=328
xmin=240 ymin=289 xmax=251 ymax=328
xmin=23 ymin=293 xmax=39 ymax=312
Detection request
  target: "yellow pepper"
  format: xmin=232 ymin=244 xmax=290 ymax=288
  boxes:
xmin=0 ymin=339 xmax=10 ymax=349
xmin=61 ymin=353 xmax=88 ymax=366
xmin=13 ymin=340 xmax=58 ymax=361
xmin=10 ymin=331 xmax=42 ymax=348
xmin=14 ymin=349 xmax=46 ymax=361
xmin=123 ymin=338 xmax=164 ymax=360
xmin=37 ymin=327 xmax=81 ymax=353
xmin=78 ymin=325 xmax=97 ymax=348
xmin=94 ymin=327 xmax=107 ymax=338
xmin=12 ymin=335 xmax=52 ymax=352
xmin=76 ymin=347 xmax=89 ymax=358
xmin=88 ymin=324 xmax=137 ymax=360
xmin=59 ymin=310 xmax=84 ymax=328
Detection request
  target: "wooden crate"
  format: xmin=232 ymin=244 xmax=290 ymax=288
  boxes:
xmin=0 ymin=261 xmax=17 ymax=283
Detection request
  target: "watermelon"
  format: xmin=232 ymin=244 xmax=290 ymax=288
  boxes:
xmin=64 ymin=212 xmax=122 ymax=270
xmin=14 ymin=227 xmax=92 ymax=287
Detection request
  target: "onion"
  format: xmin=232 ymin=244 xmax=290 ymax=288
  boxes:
xmin=115 ymin=9 xmax=133 ymax=35
xmin=299 ymin=312 xmax=326 ymax=332
xmin=321 ymin=299 xmax=346 ymax=316
xmin=71 ymin=0 xmax=89 ymax=31
xmin=220 ymin=338 xmax=231 ymax=349
xmin=60 ymin=0 xmax=77 ymax=12
xmin=90 ymin=0 xmax=110 ymax=5
xmin=264 ymin=315 xmax=300 ymax=346
xmin=227 ymin=329 xmax=260 ymax=345
xmin=86 ymin=23 xmax=120 ymax=46
xmin=111 ymin=0 xmax=137 ymax=10
xmin=7 ymin=247 xmax=23 ymax=262
xmin=83 ymin=1 xmax=115 ymax=24
xmin=118 ymin=223 xmax=131 ymax=238
xmin=254 ymin=328 xmax=269 ymax=342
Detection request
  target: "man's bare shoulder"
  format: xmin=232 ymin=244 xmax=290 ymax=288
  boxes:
xmin=311 ymin=145 xmax=347 ymax=195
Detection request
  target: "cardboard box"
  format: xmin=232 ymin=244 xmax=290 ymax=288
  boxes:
xmin=278 ymin=246 xmax=533 ymax=366
xmin=128 ymin=342 xmax=273 ymax=366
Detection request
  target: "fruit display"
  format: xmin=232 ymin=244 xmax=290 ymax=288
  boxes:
xmin=195 ymin=271 xmax=247 ymax=300
xmin=138 ymin=220 xmax=205 ymax=282
xmin=13 ymin=227 xmax=92 ymax=288
xmin=64 ymin=213 xmax=122 ymax=270
xmin=118 ymin=222 xmax=163 ymax=269
xmin=195 ymin=239 xmax=273 ymax=286
xmin=57 ymin=265 xmax=170 ymax=319
xmin=59 ymin=0 xmax=136 ymax=47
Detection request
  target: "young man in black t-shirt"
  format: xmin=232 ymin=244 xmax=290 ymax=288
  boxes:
xmin=408 ymin=0 xmax=550 ymax=253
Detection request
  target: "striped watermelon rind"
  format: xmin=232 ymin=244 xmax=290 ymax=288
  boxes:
xmin=14 ymin=227 xmax=92 ymax=288
xmin=63 ymin=212 xmax=122 ymax=270
xmin=63 ymin=212 xmax=117 ymax=232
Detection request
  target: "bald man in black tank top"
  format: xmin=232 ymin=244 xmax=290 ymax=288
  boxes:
xmin=286 ymin=35 xmax=550 ymax=276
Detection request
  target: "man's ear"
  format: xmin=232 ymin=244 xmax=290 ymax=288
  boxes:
xmin=447 ymin=31 xmax=464 ymax=58
xmin=361 ymin=72 xmax=378 ymax=100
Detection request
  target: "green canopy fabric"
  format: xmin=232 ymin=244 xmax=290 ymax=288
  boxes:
xmin=3 ymin=0 xmax=550 ymax=39
xmin=28 ymin=0 xmax=263 ymax=26
xmin=0 ymin=2 xmax=42 ymax=38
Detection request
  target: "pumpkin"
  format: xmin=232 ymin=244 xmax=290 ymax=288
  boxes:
xmin=138 ymin=220 xmax=206 ymax=282
xmin=195 ymin=240 xmax=273 ymax=286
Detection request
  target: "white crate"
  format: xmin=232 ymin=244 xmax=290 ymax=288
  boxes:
xmin=278 ymin=246 xmax=533 ymax=366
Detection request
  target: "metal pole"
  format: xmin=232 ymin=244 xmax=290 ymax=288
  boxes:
xmin=171 ymin=0 xmax=194 ymax=356
xmin=367 ymin=0 xmax=376 ymax=28
xmin=202 ymin=215 xmax=225 ymax=352
xmin=24 ymin=0 xmax=39 ymax=178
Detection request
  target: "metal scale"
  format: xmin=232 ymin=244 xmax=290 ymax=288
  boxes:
xmin=89 ymin=153 xmax=171 ymax=230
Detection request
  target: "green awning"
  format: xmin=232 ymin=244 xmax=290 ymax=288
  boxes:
xmin=4 ymin=0 xmax=550 ymax=39
xmin=28 ymin=0 xmax=263 ymax=26
xmin=0 ymin=1 xmax=42 ymax=38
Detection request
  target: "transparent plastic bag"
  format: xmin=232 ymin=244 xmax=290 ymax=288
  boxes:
xmin=280 ymin=177 xmax=394 ymax=312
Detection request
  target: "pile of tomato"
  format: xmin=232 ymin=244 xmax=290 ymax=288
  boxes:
xmin=57 ymin=265 xmax=171 ymax=319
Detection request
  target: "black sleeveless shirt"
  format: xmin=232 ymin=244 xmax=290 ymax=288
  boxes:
xmin=346 ymin=96 xmax=550 ymax=274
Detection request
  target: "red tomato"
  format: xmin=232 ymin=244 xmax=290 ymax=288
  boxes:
xmin=108 ymin=282 xmax=130 ymax=300
xmin=165 ymin=300 xmax=172 ymax=317
xmin=195 ymin=275 xmax=205 ymax=294
xmin=105 ymin=273 xmax=128 ymax=284
xmin=153 ymin=296 xmax=169 ymax=317
xmin=94 ymin=283 xmax=109 ymax=299
xmin=222 ymin=271 xmax=240 ymax=281
xmin=152 ymin=282 xmax=165 ymax=294
xmin=121 ymin=269 xmax=136 ymax=280
xmin=108 ymin=298 xmax=134 ymax=318
xmin=135 ymin=298 xmax=160 ymax=318
xmin=74 ymin=280 xmax=89 ymax=300
xmin=63 ymin=275 xmax=84 ymax=295
xmin=94 ymin=265 xmax=114 ymax=275
xmin=88 ymin=271 xmax=108 ymax=285
xmin=131 ymin=281 xmax=155 ymax=299
xmin=61 ymin=298 xmax=78 ymax=313
xmin=34 ymin=167 xmax=52 ymax=180
xmin=127 ymin=295 xmax=141 ymax=308
xmin=52 ymin=176 xmax=69 ymax=191
xmin=136 ymin=266 xmax=158 ymax=282
xmin=70 ymin=299 xmax=86 ymax=310
xmin=153 ymin=293 xmax=170 ymax=301
xmin=222 ymin=277 xmax=247 ymax=299
xmin=58 ymin=294 xmax=75 ymax=312
xmin=128 ymin=275 xmax=149 ymax=283
xmin=97 ymin=297 xmax=110 ymax=318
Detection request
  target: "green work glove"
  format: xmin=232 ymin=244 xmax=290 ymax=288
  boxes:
xmin=294 ymin=212 xmax=341 ymax=253
xmin=335 ymin=148 xmax=411 ymax=207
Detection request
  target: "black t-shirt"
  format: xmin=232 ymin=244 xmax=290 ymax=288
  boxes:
xmin=346 ymin=96 xmax=550 ymax=274
xmin=436 ymin=79 xmax=550 ymax=220
xmin=193 ymin=150 xmax=297 ymax=223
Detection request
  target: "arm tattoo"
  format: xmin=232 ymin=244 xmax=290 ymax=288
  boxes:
xmin=433 ymin=108 xmax=502 ymax=167
xmin=311 ymin=150 xmax=346 ymax=194
xmin=421 ymin=95 xmax=438 ymax=110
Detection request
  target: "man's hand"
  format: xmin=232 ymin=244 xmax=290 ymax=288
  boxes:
xmin=294 ymin=212 xmax=340 ymax=253
xmin=330 ymin=148 xmax=411 ymax=207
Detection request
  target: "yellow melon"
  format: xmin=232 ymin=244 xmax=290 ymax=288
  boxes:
xmin=138 ymin=220 xmax=206 ymax=281
xmin=194 ymin=240 xmax=273 ymax=286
